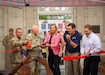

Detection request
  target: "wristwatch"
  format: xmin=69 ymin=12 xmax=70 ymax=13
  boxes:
xmin=89 ymin=53 xmax=91 ymax=56
xmin=68 ymin=39 xmax=71 ymax=42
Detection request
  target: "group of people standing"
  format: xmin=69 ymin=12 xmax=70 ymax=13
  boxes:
xmin=2 ymin=23 xmax=101 ymax=75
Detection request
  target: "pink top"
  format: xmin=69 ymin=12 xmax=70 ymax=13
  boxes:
xmin=44 ymin=32 xmax=61 ymax=55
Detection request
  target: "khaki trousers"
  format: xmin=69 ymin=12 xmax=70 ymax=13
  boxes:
xmin=65 ymin=50 xmax=80 ymax=75
xmin=5 ymin=45 xmax=11 ymax=75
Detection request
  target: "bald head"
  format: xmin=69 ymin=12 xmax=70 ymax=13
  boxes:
xmin=32 ymin=25 xmax=38 ymax=30
xmin=32 ymin=25 xmax=39 ymax=35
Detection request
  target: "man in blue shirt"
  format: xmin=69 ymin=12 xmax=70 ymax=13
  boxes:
xmin=61 ymin=23 xmax=82 ymax=75
xmin=81 ymin=24 xmax=101 ymax=75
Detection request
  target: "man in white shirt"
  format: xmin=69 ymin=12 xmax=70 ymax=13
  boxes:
xmin=81 ymin=24 xmax=101 ymax=75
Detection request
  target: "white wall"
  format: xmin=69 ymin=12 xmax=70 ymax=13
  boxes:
xmin=0 ymin=7 xmax=5 ymax=70
xmin=74 ymin=6 xmax=105 ymax=49
xmin=0 ymin=6 xmax=105 ymax=70
xmin=0 ymin=7 xmax=38 ymax=70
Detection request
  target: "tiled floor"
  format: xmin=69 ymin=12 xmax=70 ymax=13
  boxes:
xmin=40 ymin=69 xmax=102 ymax=75
xmin=0 ymin=69 xmax=102 ymax=75
xmin=40 ymin=69 xmax=65 ymax=75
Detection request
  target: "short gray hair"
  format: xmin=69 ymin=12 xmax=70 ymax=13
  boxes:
xmin=32 ymin=25 xmax=39 ymax=30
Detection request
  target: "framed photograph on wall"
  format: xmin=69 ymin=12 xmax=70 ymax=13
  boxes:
xmin=92 ymin=25 xmax=100 ymax=33
xmin=41 ymin=23 xmax=46 ymax=29
xmin=58 ymin=23 xmax=63 ymax=29
xmin=48 ymin=24 xmax=51 ymax=29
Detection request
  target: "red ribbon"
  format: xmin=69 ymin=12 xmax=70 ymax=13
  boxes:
xmin=63 ymin=50 xmax=105 ymax=60
xmin=63 ymin=55 xmax=86 ymax=60
xmin=3 ymin=48 xmax=17 ymax=53
xmin=2 ymin=42 xmax=32 ymax=53
xmin=97 ymin=50 xmax=105 ymax=54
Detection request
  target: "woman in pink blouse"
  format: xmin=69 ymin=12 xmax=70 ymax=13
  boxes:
xmin=44 ymin=24 xmax=61 ymax=75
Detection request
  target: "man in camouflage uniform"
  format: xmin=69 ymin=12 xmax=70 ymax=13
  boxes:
xmin=10 ymin=28 xmax=27 ymax=73
xmin=25 ymin=25 xmax=42 ymax=75
xmin=99 ymin=55 xmax=105 ymax=75
xmin=2 ymin=28 xmax=15 ymax=47
xmin=2 ymin=28 xmax=15 ymax=75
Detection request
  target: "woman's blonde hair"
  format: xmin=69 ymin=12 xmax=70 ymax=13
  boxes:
xmin=50 ymin=23 xmax=58 ymax=34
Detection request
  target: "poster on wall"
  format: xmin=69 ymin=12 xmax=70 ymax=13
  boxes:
xmin=41 ymin=23 xmax=46 ymax=29
xmin=58 ymin=23 xmax=63 ymax=29
xmin=48 ymin=24 xmax=51 ymax=29
xmin=92 ymin=25 xmax=100 ymax=33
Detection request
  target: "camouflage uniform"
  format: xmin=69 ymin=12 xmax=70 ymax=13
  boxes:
xmin=2 ymin=34 xmax=15 ymax=47
xmin=10 ymin=36 xmax=26 ymax=69
xmin=100 ymin=55 xmax=105 ymax=67
xmin=25 ymin=33 xmax=42 ymax=75
xmin=2 ymin=34 xmax=14 ymax=75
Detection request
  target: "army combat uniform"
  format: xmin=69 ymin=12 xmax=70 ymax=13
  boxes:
xmin=100 ymin=55 xmax=105 ymax=68
xmin=99 ymin=55 xmax=105 ymax=75
xmin=25 ymin=33 xmax=42 ymax=75
xmin=2 ymin=34 xmax=14 ymax=75
xmin=2 ymin=34 xmax=15 ymax=47
xmin=10 ymin=36 xmax=26 ymax=69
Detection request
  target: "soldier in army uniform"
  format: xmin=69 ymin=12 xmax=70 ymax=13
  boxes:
xmin=99 ymin=55 xmax=105 ymax=75
xmin=10 ymin=28 xmax=27 ymax=73
xmin=2 ymin=28 xmax=15 ymax=75
xmin=25 ymin=25 xmax=42 ymax=75
xmin=2 ymin=28 xmax=15 ymax=47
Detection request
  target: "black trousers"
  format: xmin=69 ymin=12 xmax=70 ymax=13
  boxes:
xmin=48 ymin=50 xmax=61 ymax=75
xmin=83 ymin=56 xmax=100 ymax=75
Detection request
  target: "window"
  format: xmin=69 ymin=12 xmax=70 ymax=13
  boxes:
xmin=39 ymin=14 xmax=72 ymax=20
